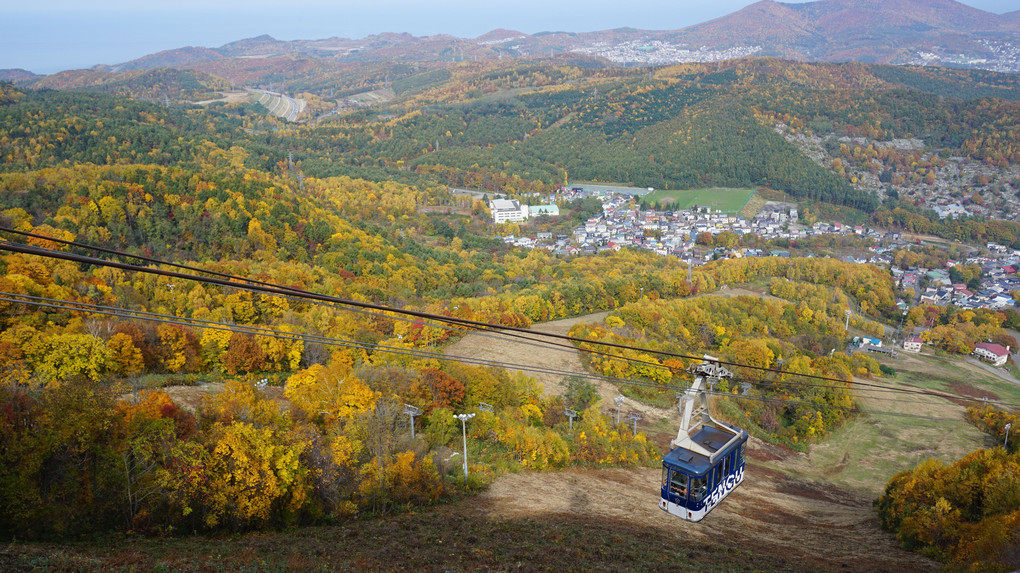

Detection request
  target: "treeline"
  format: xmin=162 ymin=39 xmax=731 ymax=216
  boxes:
xmin=255 ymin=66 xmax=878 ymax=209
xmin=746 ymin=73 xmax=1020 ymax=168
xmin=870 ymin=205 xmax=1020 ymax=249
xmin=875 ymin=405 xmax=1020 ymax=571
xmin=905 ymin=304 xmax=1019 ymax=355
xmin=568 ymin=289 xmax=883 ymax=445
xmin=8 ymin=61 xmax=1020 ymax=220
xmin=0 ymin=357 xmax=656 ymax=538
xmin=692 ymin=256 xmax=899 ymax=320
xmin=0 ymin=87 xmax=272 ymax=173
xmin=29 ymin=68 xmax=231 ymax=102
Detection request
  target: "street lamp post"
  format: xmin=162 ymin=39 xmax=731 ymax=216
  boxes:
xmin=627 ymin=411 xmax=643 ymax=436
xmin=455 ymin=413 xmax=475 ymax=486
xmin=564 ymin=407 xmax=578 ymax=430
xmin=614 ymin=396 xmax=624 ymax=426
xmin=402 ymin=404 xmax=421 ymax=439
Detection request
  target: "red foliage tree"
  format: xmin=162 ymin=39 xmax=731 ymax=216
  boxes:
xmin=417 ymin=368 xmax=465 ymax=409
xmin=222 ymin=332 xmax=268 ymax=375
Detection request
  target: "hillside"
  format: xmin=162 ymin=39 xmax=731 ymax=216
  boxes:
xmin=28 ymin=67 xmax=231 ymax=100
xmin=0 ymin=464 xmax=940 ymax=572
xmin=6 ymin=0 xmax=1016 ymax=94
xmin=2 ymin=36 xmax=1020 ymax=572
xmin=4 ymin=59 xmax=1019 ymax=218
xmin=676 ymin=0 xmax=1019 ymax=66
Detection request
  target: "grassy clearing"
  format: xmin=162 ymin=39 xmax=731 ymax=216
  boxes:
xmin=740 ymin=192 xmax=768 ymax=219
xmin=643 ymin=187 xmax=755 ymax=213
xmin=771 ymin=351 xmax=1017 ymax=496
xmin=892 ymin=351 xmax=1020 ymax=402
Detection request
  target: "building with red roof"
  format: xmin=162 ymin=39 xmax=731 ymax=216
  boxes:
xmin=973 ymin=342 xmax=1011 ymax=367
xmin=903 ymin=337 xmax=923 ymax=353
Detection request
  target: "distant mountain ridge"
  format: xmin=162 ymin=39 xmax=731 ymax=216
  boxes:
xmin=676 ymin=0 xmax=1018 ymax=64
xmin=2 ymin=0 xmax=1016 ymax=92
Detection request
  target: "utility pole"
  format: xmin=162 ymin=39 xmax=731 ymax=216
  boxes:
xmin=402 ymin=404 xmax=421 ymax=439
xmin=455 ymin=413 xmax=475 ymax=486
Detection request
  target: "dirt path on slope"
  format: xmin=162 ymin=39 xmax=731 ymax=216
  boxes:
xmin=444 ymin=311 xmax=674 ymax=420
xmin=473 ymin=461 xmax=937 ymax=572
xmin=461 ymin=334 xmax=1020 ymax=571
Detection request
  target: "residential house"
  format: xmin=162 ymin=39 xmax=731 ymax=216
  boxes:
xmin=973 ymin=342 xmax=1011 ymax=367
xmin=903 ymin=337 xmax=923 ymax=353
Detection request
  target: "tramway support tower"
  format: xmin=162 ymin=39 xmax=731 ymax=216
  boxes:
xmin=659 ymin=355 xmax=748 ymax=522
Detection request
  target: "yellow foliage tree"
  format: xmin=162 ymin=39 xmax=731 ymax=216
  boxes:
xmin=156 ymin=324 xmax=198 ymax=373
xmin=107 ymin=332 xmax=144 ymax=376
xmin=256 ymin=327 xmax=303 ymax=371
xmin=205 ymin=421 xmax=307 ymax=527
xmin=357 ymin=450 xmax=443 ymax=509
xmin=36 ymin=333 xmax=111 ymax=383
xmin=284 ymin=363 xmax=379 ymax=423
xmin=202 ymin=379 xmax=282 ymax=428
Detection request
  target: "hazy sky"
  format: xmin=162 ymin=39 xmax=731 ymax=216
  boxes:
xmin=3 ymin=0 xmax=1017 ymax=74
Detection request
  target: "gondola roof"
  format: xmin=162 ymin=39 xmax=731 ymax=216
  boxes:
xmin=663 ymin=424 xmax=744 ymax=474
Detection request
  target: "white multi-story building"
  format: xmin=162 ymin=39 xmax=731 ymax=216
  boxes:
xmin=490 ymin=199 xmax=529 ymax=224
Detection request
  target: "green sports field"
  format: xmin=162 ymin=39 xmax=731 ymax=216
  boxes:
xmin=641 ymin=187 xmax=755 ymax=213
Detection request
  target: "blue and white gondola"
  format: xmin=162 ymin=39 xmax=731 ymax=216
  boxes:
xmin=660 ymin=357 xmax=748 ymax=522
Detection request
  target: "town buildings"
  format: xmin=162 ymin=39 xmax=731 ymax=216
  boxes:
xmin=492 ymin=189 xmax=1019 ymax=316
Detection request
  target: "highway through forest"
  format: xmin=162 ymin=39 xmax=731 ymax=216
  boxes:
xmin=248 ymin=89 xmax=303 ymax=122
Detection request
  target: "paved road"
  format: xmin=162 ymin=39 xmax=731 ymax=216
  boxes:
xmin=1009 ymin=329 xmax=1020 ymax=368
xmin=965 ymin=356 xmax=1019 ymax=386
xmin=248 ymin=89 xmax=303 ymax=122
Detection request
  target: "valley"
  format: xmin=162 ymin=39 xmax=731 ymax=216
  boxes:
xmin=1 ymin=1 xmax=1020 ymax=569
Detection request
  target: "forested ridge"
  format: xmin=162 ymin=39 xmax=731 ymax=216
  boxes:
xmin=7 ymin=58 xmax=1020 ymax=215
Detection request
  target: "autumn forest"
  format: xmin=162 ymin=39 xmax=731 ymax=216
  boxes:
xmin=1 ymin=54 xmax=1020 ymax=571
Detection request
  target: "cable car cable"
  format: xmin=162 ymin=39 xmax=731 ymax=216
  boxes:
xmin=0 ymin=238 xmax=1013 ymax=410
xmin=3 ymin=293 xmax=1008 ymax=424
xmin=0 ymin=237 xmax=886 ymax=386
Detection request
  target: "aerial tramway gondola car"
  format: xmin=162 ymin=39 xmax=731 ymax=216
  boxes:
xmin=660 ymin=357 xmax=748 ymax=522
